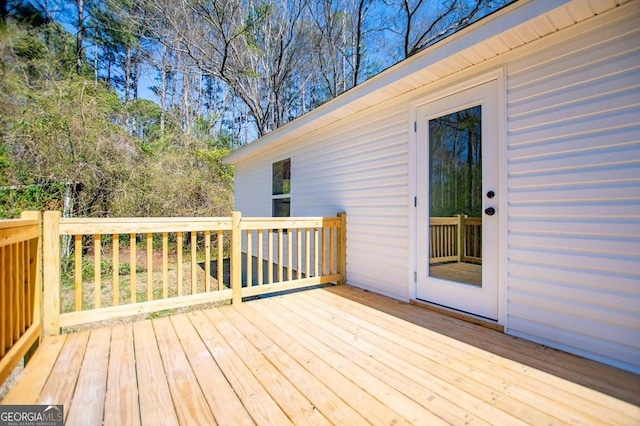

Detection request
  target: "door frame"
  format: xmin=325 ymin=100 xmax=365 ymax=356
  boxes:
xmin=408 ymin=68 xmax=507 ymax=325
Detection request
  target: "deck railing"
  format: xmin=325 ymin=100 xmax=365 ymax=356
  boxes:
xmin=0 ymin=212 xmax=42 ymax=385
xmin=429 ymin=215 xmax=482 ymax=264
xmin=42 ymin=211 xmax=346 ymax=334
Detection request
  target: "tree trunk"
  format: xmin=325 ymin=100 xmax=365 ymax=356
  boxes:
xmin=125 ymin=46 xmax=131 ymax=101
xmin=76 ymin=0 xmax=84 ymax=75
xmin=160 ymin=44 xmax=167 ymax=133
xmin=353 ymin=0 xmax=367 ymax=87
xmin=132 ymin=51 xmax=140 ymax=100
xmin=182 ymin=66 xmax=190 ymax=135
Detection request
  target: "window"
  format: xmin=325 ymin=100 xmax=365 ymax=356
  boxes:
xmin=272 ymin=158 xmax=291 ymax=217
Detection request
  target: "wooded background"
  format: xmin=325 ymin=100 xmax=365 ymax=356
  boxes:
xmin=0 ymin=0 xmax=508 ymax=219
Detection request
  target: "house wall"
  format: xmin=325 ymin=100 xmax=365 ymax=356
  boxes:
xmin=232 ymin=3 xmax=640 ymax=372
xmin=504 ymin=5 xmax=640 ymax=372
xmin=234 ymin=101 xmax=413 ymax=300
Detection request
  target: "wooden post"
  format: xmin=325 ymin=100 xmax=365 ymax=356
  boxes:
xmin=456 ymin=214 xmax=466 ymax=263
xmin=337 ymin=212 xmax=347 ymax=285
xmin=231 ymin=211 xmax=242 ymax=304
xmin=42 ymin=211 xmax=61 ymax=335
xmin=21 ymin=211 xmax=42 ymax=344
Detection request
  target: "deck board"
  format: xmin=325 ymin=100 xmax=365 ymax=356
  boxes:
xmin=104 ymin=323 xmax=140 ymax=426
xmin=153 ymin=316 xmax=217 ymax=425
xmin=253 ymin=297 xmax=420 ymax=425
xmin=0 ymin=334 xmax=67 ymax=405
xmin=205 ymin=308 xmax=331 ymax=425
xmin=170 ymin=314 xmax=254 ymax=426
xmin=222 ymin=306 xmax=368 ymax=425
xmin=2 ymin=285 xmax=639 ymax=425
xmin=237 ymin=302 xmax=402 ymax=425
xmin=188 ymin=310 xmax=293 ymax=425
xmin=66 ymin=327 xmax=111 ymax=425
xmin=39 ymin=330 xmax=89 ymax=420
xmin=133 ymin=320 xmax=179 ymax=426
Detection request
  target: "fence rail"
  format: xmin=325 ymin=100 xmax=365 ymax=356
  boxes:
xmin=0 ymin=212 xmax=42 ymax=386
xmin=429 ymin=215 xmax=482 ymax=264
xmin=43 ymin=211 xmax=346 ymax=334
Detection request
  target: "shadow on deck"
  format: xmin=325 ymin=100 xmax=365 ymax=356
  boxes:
xmin=2 ymin=285 xmax=639 ymax=425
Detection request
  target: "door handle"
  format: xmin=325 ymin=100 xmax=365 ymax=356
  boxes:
xmin=484 ymin=207 xmax=496 ymax=216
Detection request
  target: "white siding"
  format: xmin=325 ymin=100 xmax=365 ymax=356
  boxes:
xmin=505 ymin=5 xmax=640 ymax=372
xmin=234 ymin=104 xmax=412 ymax=300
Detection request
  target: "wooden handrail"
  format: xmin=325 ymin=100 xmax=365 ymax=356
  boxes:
xmin=41 ymin=211 xmax=346 ymax=334
xmin=0 ymin=211 xmax=42 ymax=387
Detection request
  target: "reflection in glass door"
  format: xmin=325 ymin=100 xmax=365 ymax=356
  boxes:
xmin=428 ymin=106 xmax=483 ymax=287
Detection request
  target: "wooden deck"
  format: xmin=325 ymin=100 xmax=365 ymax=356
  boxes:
xmin=3 ymin=285 xmax=639 ymax=425
xmin=429 ymin=262 xmax=482 ymax=286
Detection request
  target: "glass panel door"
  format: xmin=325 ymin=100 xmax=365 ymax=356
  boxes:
xmin=428 ymin=106 xmax=483 ymax=287
xmin=415 ymin=79 xmax=499 ymax=320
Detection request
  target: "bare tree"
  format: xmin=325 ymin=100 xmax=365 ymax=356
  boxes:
xmin=396 ymin=0 xmax=487 ymax=58
xmin=75 ymin=0 xmax=84 ymax=74
xmin=308 ymin=0 xmax=374 ymax=98
xmin=128 ymin=0 xmax=314 ymax=137
xmin=105 ymin=0 xmax=507 ymax=140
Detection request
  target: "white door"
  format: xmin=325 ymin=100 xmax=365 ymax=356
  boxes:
xmin=416 ymin=80 xmax=499 ymax=320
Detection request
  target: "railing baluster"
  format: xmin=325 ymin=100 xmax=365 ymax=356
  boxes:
xmin=113 ymin=234 xmax=119 ymax=306
xmin=23 ymin=240 xmax=31 ymax=333
xmin=147 ymin=233 xmax=153 ymax=302
xmin=314 ymin=228 xmax=319 ymax=277
xmin=74 ymin=235 xmax=82 ymax=311
xmin=287 ymin=228 xmax=293 ymax=282
xmin=177 ymin=232 xmax=183 ymax=296
xmin=191 ymin=232 xmax=197 ymax=295
xmin=268 ymin=230 xmax=273 ymax=284
xmin=217 ymin=230 xmax=224 ymax=290
xmin=277 ymin=229 xmax=283 ymax=283
xmin=130 ymin=233 xmax=136 ymax=304
xmin=204 ymin=231 xmax=211 ymax=292
xmin=94 ymin=234 xmax=101 ymax=309
xmin=15 ymin=241 xmax=22 ymax=338
xmin=257 ymin=230 xmax=264 ymax=286
xmin=338 ymin=212 xmax=347 ymax=284
xmin=329 ymin=226 xmax=335 ymax=275
xmin=297 ymin=228 xmax=302 ymax=279
xmin=0 ymin=246 xmax=5 ymax=357
xmin=162 ymin=232 xmax=169 ymax=299
xmin=321 ymin=227 xmax=326 ymax=276
xmin=305 ymin=228 xmax=311 ymax=278
xmin=8 ymin=245 xmax=14 ymax=346
xmin=246 ymin=230 xmax=252 ymax=287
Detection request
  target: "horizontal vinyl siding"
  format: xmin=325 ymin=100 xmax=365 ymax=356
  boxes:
xmin=505 ymin=6 xmax=640 ymax=372
xmin=234 ymin=103 xmax=411 ymax=300
xmin=234 ymin=161 xmax=272 ymax=217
